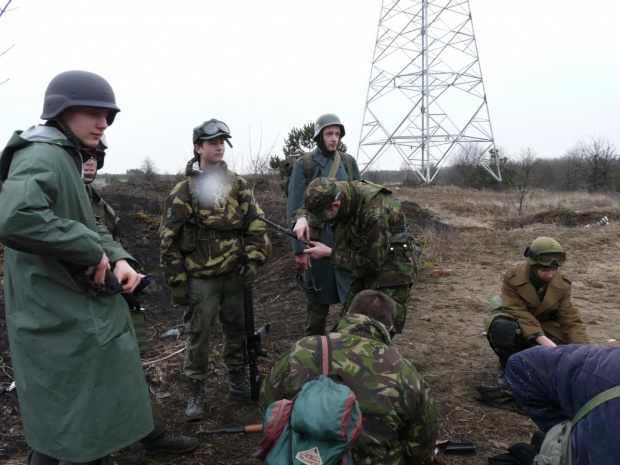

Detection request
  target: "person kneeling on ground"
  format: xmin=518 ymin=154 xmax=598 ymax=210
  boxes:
xmin=484 ymin=236 xmax=589 ymax=388
xmin=260 ymin=290 xmax=438 ymax=465
xmin=506 ymin=345 xmax=620 ymax=464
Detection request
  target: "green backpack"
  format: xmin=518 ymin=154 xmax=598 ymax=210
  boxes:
xmin=534 ymin=385 xmax=620 ymax=465
xmin=254 ymin=336 xmax=363 ymax=465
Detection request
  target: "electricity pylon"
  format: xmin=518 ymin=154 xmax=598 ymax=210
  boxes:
xmin=357 ymin=0 xmax=501 ymax=183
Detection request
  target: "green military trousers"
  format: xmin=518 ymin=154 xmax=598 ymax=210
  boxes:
xmin=183 ymin=274 xmax=246 ymax=380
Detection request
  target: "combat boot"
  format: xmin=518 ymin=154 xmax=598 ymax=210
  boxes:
xmin=228 ymin=369 xmax=252 ymax=403
xmin=185 ymin=379 xmax=205 ymax=421
xmin=142 ymin=431 xmax=198 ymax=455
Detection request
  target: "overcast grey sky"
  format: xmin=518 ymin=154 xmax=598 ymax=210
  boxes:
xmin=1 ymin=0 xmax=619 ymax=175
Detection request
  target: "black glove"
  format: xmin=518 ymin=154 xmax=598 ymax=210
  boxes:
xmin=240 ymin=261 xmax=258 ymax=286
xmin=123 ymin=274 xmax=152 ymax=310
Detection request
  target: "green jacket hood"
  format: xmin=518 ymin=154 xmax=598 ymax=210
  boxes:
xmin=335 ymin=314 xmax=392 ymax=345
xmin=1 ymin=126 xmax=72 ymax=180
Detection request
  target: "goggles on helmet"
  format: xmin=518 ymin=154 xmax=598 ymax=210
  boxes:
xmin=201 ymin=120 xmax=230 ymax=138
xmin=524 ymin=247 xmax=566 ymax=267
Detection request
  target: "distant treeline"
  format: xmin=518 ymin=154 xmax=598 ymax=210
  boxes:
xmin=100 ymin=136 xmax=620 ymax=193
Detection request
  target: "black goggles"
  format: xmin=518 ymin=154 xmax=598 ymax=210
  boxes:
xmin=202 ymin=120 xmax=230 ymax=137
xmin=524 ymin=247 xmax=566 ymax=266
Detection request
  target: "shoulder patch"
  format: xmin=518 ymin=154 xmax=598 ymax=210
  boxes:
xmin=166 ymin=207 xmax=173 ymax=219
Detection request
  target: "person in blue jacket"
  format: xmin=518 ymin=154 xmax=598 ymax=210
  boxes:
xmin=506 ymin=345 xmax=620 ymax=464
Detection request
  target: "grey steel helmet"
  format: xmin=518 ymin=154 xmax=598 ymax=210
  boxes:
xmin=313 ymin=113 xmax=345 ymax=141
xmin=41 ymin=71 xmax=120 ymax=125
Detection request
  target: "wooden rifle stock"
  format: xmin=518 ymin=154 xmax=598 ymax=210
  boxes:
xmin=197 ymin=423 xmax=263 ymax=436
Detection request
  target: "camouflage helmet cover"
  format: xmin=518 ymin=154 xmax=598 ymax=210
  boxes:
xmin=41 ymin=70 xmax=120 ymax=125
xmin=313 ymin=113 xmax=346 ymax=141
xmin=524 ymin=236 xmax=566 ymax=267
xmin=303 ymin=177 xmax=340 ymax=228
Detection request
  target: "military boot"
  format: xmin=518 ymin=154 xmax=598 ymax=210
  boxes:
xmin=142 ymin=431 xmax=198 ymax=455
xmin=496 ymin=364 xmax=508 ymax=389
xmin=228 ymin=369 xmax=252 ymax=403
xmin=185 ymin=379 xmax=205 ymax=421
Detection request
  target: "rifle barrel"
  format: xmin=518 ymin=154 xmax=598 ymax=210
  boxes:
xmin=259 ymin=215 xmax=307 ymax=244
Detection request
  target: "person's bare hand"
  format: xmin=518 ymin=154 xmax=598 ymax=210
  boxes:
xmin=94 ymin=252 xmax=111 ymax=284
xmin=295 ymin=253 xmax=312 ymax=270
xmin=302 ymin=241 xmax=331 ymax=260
xmin=535 ymin=335 xmax=557 ymax=347
xmin=293 ymin=217 xmax=310 ymax=243
xmin=113 ymin=259 xmax=140 ymax=294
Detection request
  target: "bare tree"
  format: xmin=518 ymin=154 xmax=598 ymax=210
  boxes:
xmin=245 ymin=126 xmax=278 ymax=178
xmin=513 ymin=147 xmax=539 ymax=216
xmin=571 ymin=136 xmax=618 ymax=192
xmin=140 ymin=156 xmax=158 ymax=182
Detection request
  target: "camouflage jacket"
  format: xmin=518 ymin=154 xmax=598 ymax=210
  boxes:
xmin=297 ymin=180 xmax=414 ymax=288
xmin=159 ymin=161 xmax=270 ymax=285
xmin=260 ymin=314 xmax=438 ymax=465
xmin=85 ymin=183 xmax=122 ymax=244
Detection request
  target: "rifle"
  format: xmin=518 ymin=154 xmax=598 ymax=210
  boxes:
xmin=258 ymin=215 xmax=319 ymax=292
xmin=194 ymin=423 xmax=475 ymax=455
xmin=197 ymin=423 xmax=262 ymax=436
xmin=259 ymin=215 xmax=308 ymax=245
xmin=243 ymin=285 xmax=270 ymax=404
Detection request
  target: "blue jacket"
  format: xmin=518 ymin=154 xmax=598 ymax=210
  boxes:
xmin=506 ymin=345 xmax=620 ymax=465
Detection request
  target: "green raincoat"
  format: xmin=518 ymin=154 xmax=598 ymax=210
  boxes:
xmin=0 ymin=126 xmax=153 ymax=462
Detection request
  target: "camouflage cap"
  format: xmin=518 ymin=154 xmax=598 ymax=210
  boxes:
xmin=303 ymin=177 xmax=340 ymax=228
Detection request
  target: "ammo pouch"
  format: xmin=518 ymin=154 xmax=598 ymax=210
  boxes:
xmin=197 ymin=229 xmax=241 ymax=240
xmin=179 ymin=224 xmax=197 ymax=253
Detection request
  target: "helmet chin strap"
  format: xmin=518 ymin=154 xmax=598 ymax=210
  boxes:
xmin=83 ymin=172 xmax=96 ymax=183
xmin=52 ymin=116 xmax=86 ymax=152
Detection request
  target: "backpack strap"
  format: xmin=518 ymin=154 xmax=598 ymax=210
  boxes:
xmin=343 ymin=153 xmax=354 ymax=182
xmin=572 ymin=385 xmax=620 ymax=426
xmin=327 ymin=152 xmax=341 ymax=179
xmin=186 ymin=176 xmax=202 ymax=231
xmin=302 ymin=153 xmax=314 ymax=186
xmin=317 ymin=335 xmax=332 ymax=376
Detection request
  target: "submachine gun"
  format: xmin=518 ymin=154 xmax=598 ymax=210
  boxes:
xmin=259 ymin=215 xmax=320 ymax=292
xmin=244 ymin=283 xmax=270 ymax=404
xmin=259 ymin=215 xmax=307 ymax=245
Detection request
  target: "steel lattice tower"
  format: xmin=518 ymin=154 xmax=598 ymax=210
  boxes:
xmin=357 ymin=0 xmax=501 ymax=183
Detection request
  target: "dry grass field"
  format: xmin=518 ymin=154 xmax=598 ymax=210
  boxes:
xmin=1 ymin=181 xmax=620 ymax=464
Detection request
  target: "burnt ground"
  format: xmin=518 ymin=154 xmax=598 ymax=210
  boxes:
xmin=2 ymin=181 xmax=620 ymax=464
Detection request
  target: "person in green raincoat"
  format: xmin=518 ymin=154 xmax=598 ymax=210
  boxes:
xmin=0 ymin=71 xmax=153 ymax=464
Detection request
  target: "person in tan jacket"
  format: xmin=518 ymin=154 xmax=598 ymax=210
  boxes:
xmin=484 ymin=237 xmax=589 ymax=387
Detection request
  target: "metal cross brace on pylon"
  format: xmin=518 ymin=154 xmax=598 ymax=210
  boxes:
xmin=357 ymin=0 xmax=502 ymax=183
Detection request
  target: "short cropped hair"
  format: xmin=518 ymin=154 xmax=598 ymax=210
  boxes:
xmin=347 ymin=290 xmax=396 ymax=329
